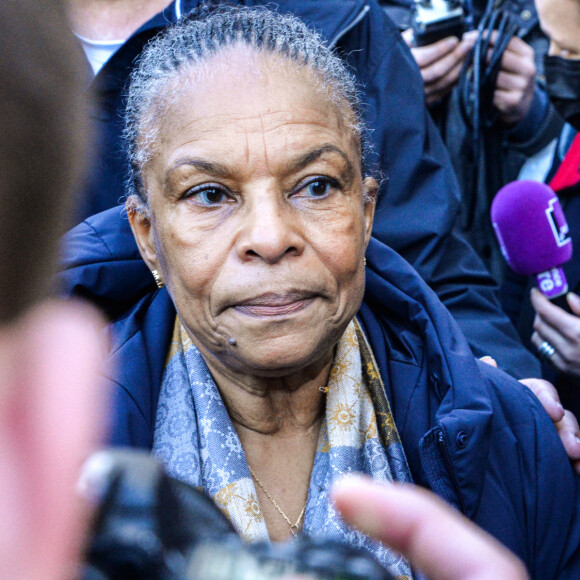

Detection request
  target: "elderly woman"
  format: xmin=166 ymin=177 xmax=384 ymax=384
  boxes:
xmin=62 ymin=7 xmax=580 ymax=578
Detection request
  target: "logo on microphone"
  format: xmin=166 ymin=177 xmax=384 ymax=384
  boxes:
xmin=546 ymin=198 xmax=572 ymax=248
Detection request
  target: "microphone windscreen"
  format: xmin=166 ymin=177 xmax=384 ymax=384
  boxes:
xmin=491 ymin=180 xmax=572 ymax=276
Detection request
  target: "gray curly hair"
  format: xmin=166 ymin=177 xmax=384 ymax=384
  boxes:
xmin=124 ymin=5 xmax=365 ymax=206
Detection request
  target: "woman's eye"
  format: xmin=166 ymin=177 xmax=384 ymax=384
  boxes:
xmin=187 ymin=187 xmax=229 ymax=205
xmin=301 ymin=178 xmax=336 ymax=198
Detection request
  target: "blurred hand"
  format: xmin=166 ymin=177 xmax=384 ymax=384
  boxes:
xmin=331 ymin=477 xmax=529 ymax=580
xmin=490 ymin=35 xmax=536 ymax=125
xmin=402 ymin=29 xmax=478 ymax=106
xmin=531 ymin=289 xmax=580 ymax=377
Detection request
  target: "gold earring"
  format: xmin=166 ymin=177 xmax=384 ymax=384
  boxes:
xmin=152 ymin=269 xmax=165 ymax=289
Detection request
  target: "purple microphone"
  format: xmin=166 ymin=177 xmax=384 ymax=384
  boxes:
xmin=491 ymin=180 xmax=572 ymax=299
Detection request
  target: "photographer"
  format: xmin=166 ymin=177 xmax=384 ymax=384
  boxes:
xmin=381 ymin=0 xmax=563 ymax=280
xmin=506 ymin=0 xmax=580 ymax=419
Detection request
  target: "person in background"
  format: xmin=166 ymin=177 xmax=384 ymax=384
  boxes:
xmin=500 ymin=0 xmax=580 ymax=419
xmin=380 ymin=0 xmax=563 ymax=281
xmin=0 ymin=0 xmax=106 ymax=578
xmin=64 ymin=0 xmax=543 ymax=381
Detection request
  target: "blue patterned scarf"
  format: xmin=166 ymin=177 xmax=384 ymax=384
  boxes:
xmin=153 ymin=318 xmax=413 ymax=579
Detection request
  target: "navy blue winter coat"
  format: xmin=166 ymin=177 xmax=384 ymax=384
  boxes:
xmin=77 ymin=0 xmax=541 ymax=379
xmin=61 ymin=207 xmax=580 ymax=578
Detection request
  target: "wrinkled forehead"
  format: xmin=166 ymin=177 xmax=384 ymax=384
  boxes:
xmin=138 ymin=45 xmax=361 ymax=164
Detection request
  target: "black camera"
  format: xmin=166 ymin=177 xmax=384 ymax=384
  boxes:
xmin=79 ymin=450 xmax=395 ymax=580
xmin=411 ymin=0 xmax=466 ymax=46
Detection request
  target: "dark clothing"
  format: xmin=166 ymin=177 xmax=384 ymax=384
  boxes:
xmin=380 ymin=0 xmax=564 ymax=280
xmin=75 ymin=0 xmax=540 ymax=378
xmin=60 ymin=206 xmax=580 ymax=579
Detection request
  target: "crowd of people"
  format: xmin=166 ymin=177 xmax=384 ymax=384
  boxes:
xmin=4 ymin=0 xmax=580 ymax=578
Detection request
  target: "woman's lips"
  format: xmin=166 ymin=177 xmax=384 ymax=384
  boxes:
xmin=232 ymin=292 xmax=315 ymax=317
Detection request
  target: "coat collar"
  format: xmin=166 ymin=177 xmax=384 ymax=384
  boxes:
xmin=363 ymin=236 xmax=493 ymax=517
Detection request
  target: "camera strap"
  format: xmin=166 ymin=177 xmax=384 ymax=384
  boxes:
xmin=458 ymin=0 xmax=518 ymax=230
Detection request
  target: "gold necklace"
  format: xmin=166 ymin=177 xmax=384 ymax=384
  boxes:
xmin=248 ymin=465 xmax=307 ymax=537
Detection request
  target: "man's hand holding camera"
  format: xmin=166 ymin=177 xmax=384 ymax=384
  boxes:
xmin=403 ymin=28 xmax=536 ymax=125
xmin=402 ymin=29 xmax=477 ymax=105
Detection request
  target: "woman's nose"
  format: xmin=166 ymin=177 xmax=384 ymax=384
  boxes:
xmin=236 ymin=193 xmax=305 ymax=264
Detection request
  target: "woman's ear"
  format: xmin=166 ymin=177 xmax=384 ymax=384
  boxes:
xmin=362 ymin=177 xmax=378 ymax=247
xmin=126 ymin=198 xmax=159 ymax=273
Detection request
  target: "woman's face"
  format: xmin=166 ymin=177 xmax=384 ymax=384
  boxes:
xmin=130 ymin=49 xmax=377 ymax=378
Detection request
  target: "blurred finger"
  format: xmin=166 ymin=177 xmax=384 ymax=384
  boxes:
xmin=530 ymin=330 xmax=568 ymax=374
xmin=499 ymin=48 xmax=536 ymax=77
xmin=332 ymin=477 xmax=528 ymax=580
xmin=429 ymin=55 xmax=466 ymax=88
xmin=421 ymin=40 xmax=473 ymax=86
xmin=481 ymin=30 xmax=499 ymax=45
xmin=402 ymin=28 xmax=414 ymax=48
xmin=424 ymin=58 xmax=465 ymax=101
xmin=503 ymin=36 xmax=535 ymax=58
xmin=462 ymin=30 xmax=479 ymax=44
xmin=532 ymin=310 xmax=580 ymax=372
xmin=493 ymin=88 xmax=524 ymax=116
xmin=495 ymin=70 xmax=529 ymax=92
xmin=567 ymin=292 xmax=580 ymax=316
xmin=532 ymin=315 xmax=568 ymax=354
